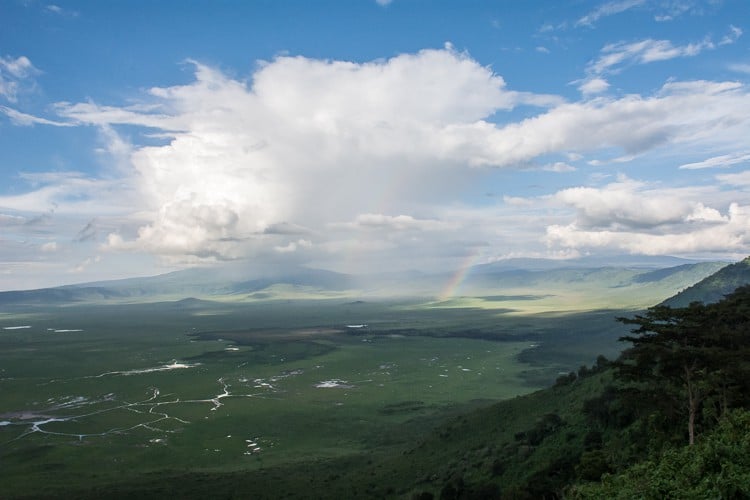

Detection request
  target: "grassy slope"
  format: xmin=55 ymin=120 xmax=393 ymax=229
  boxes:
xmin=663 ymin=257 xmax=750 ymax=306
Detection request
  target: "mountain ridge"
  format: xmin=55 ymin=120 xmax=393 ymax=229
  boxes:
xmin=662 ymin=256 xmax=750 ymax=307
xmin=0 ymin=257 xmax=732 ymax=306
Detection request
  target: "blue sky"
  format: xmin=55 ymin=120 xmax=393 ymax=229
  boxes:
xmin=1 ymin=0 xmax=749 ymax=290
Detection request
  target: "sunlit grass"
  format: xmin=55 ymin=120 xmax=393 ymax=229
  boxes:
xmin=418 ymin=282 xmax=690 ymax=314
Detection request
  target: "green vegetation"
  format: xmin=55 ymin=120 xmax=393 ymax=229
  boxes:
xmin=570 ymin=409 xmax=750 ymax=499
xmin=664 ymin=256 xmax=750 ymax=307
xmin=2 ymin=260 xmax=749 ymax=498
xmin=617 ymin=287 xmax=750 ymax=445
xmin=564 ymin=287 xmax=750 ymax=497
xmin=0 ymin=298 xmax=626 ymax=498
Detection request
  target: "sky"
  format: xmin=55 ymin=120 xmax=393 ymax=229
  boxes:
xmin=1 ymin=0 xmax=749 ymax=291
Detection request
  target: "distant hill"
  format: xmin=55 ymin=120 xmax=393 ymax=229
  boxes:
xmin=472 ymin=254 xmax=707 ymax=272
xmin=0 ymin=266 xmax=355 ymax=305
xmin=467 ymin=262 xmax=726 ymax=289
xmin=662 ymin=256 xmax=750 ymax=307
xmin=0 ymin=286 xmax=127 ymax=305
xmin=0 ymin=257 xmax=732 ymax=308
xmin=450 ymin=261 xmax=727 ymax=310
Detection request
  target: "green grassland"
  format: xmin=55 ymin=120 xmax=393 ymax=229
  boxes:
xmin=0 ymin=259 xmax=737 ymax=498
xmin=1 ymin=295 xmax=630 ymax=498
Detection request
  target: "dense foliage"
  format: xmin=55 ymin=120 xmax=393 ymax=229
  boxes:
xmin=566 ymin=286 xmax=750 ymax=498
xmin=617 ymin=285 xmax=750 ymax=445
xmin=570 ymin=409 xmax=750 ymax=499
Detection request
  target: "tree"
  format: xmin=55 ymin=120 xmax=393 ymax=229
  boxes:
xmin=569 ymin=409 xmax=750 ymax=499
xmin=618 ymin=302 xmax=711 ymax=445
xmin=616 ymin=286 xmax=750 ymax=445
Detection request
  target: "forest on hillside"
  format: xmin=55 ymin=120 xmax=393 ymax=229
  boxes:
xmin=524 ymin=286 xmax=750 ymax=499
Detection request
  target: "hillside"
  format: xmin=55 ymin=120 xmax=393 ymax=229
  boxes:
xmin=0 ymin=266 xmax=355 ymax=305
xmin=662 ymin=256 xmax=750 ymax=307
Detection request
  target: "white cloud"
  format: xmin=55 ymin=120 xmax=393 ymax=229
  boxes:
xmin=717 ymin=170 xmax=750 ymax=187
xmin=340 ymin=213 xmax=446 ymax=232
xmin=578 ymin=77 xmax=610 ymax=96
xmin=553 ymin=177 xmax=694 ymax=230
xmin=0 ymin=55 xmax=37 ymax=79
xmin=0 ymin=213 xmax=27 ymax=227
xmin=274 ymin=239 xmax=312 ymax=254
xmin=685 ymin=203 xmax=726 ymax=223
xmin=679 ymin=152 xmax=750 ymax=170
xmin=652 ymin=0 xmax=700 ymax=21
xmin=541 ymin=162 xmax=577 ymax=172
xmin=7 ymin=48 xmax=750 ymax=273
xmin=588 ymin=25 xmax=740 ymax=78
xmin=576 ymin=0 xmax=646 ymax=27
xmin=0 ymin=171 xmax=138 ymax=216
xmin=729 ymin=63 xmax=750 ymax=74
xmin=538 ymin=23 xmax=556 ymax=33
xmin=55 ymin=101 xmax=176 ymax=129
xmin=462 ymin=79 xmax=750 ymax=166
xmin=0 ymin=55 xmax=39 ymax=102
xmin=503 ymin=196 xmax=533 ymax=206
xmin=589 ymin=37 xmax=714 ymax=75
xmin=45 ymin=4 xmax=77 ymax=16
xmin=45 ymin=49 xmax=565 ymax=262
xmin=577 ymin=1 xmax=714 ymax=26
xmin=41 ymin=241 xmax=58 ymax=252
xmin=73 ymin=255 xmax=101 ymax=273
xmin=114 ymin=196 xmax=246 ymax=259
xmin=546 ymin=177 xmax=748 ymax=256
xmin=720 ymin=25 xmax=743 ymax=46
xmin=1 ymin=106 xmax=74 ymax=126
xmin=248 ymin=49 xmax=553 ymax=125
xmin=547 ymin=203 xmax=749 ymax=255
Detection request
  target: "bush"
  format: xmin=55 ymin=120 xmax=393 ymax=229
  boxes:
xmin=569 ymin=409 xmax=750 ymax=499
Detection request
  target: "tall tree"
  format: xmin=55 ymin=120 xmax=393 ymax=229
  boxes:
xmin=617 ymin=286 xmax=750 ymax=445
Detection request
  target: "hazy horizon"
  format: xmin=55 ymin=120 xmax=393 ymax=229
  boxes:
xmin=2 ymin=1 xmax=749 ymax=291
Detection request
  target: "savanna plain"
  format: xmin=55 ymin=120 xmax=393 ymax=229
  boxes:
xmin=4 ymin=259 xmax=733 ymax=499
xmin=0 ymin=290 xmax=633 ymax=498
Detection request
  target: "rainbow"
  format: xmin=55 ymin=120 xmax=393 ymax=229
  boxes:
xmin=437 ymin=251 xmax=481 ymax=302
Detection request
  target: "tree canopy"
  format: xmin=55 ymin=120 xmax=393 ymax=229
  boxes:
xmin=616 ymin=286 xmax=750 ymax=445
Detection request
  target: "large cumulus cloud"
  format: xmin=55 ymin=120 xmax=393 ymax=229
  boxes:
xmin=56 ymin=47 xmax=563 ymax=261
xmin=3 ymin=46 xmax=750 ymax=280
